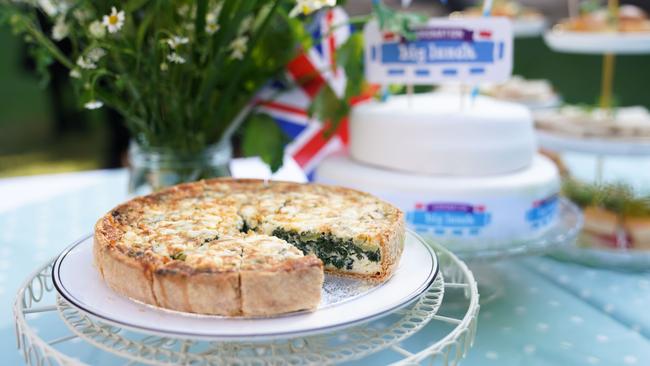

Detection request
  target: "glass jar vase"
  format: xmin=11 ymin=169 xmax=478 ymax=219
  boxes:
xmin=128 ymin=141 xmax=232 ymax=195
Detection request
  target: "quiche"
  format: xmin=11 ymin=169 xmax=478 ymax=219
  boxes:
xmin=94 ymin=179 xmax=404 ymax=316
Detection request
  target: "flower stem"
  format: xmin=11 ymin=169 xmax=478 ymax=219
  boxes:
xmin=20 ymin=14 xmax=75 ymax=69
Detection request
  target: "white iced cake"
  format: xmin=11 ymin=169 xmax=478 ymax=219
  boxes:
xmin=350 ymin=93 xmax=536 ymax=176
xmin=316 ymin=154 xmax=560 ymax=249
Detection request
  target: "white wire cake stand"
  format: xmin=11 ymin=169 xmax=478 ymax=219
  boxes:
xmin=14 ymin=238 xmax=479 ymax=366
xmin=449 ymin=198 xmax=583 ymax=263
xmin=432 ymin=198 xmax=583 ymax=303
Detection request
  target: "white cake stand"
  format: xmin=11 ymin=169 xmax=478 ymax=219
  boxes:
xmin=432 ymin=198 xmax=583 ymax=303
xmin=513 ymin=18 xmax=547 ymax=38
xmin=552 ymin=240 xmax=650 ymax=272
xmin=450 ymin=198 xmax=583 ymax=262
xmin=13 ymin=239 xmax=479 ymax=366
xmin=537 ymin=130 xmax=650 ymax=156
xmin=544 ymin=30 xmax=650 ymax=54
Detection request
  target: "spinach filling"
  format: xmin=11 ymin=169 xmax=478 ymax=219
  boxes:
xmin=271 ymin=228 xmax=381 ymax=270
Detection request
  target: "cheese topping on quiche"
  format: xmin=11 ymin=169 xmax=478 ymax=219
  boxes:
xmin=94 ymin=179 xmax=404 ymax=316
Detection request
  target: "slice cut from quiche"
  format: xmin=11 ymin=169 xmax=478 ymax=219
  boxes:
xmin=239 ymin=234 xmax=323 ymax=316
xmin=94 ymin=179 xmax=404 ymax=316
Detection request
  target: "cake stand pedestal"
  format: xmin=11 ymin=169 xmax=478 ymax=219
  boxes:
xmin=445 ymin=198 xmax=583 ymax=303
xmin=537 ymin=130 xmax=650 ymax=157
xmin=544 ymin=31 xmax=650 ymax=55
xmin=14 ymin=240 xmax=479 ymax=366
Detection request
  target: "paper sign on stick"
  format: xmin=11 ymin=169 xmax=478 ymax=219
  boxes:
xmin=364 ymin=17 xmax=513 ymax=84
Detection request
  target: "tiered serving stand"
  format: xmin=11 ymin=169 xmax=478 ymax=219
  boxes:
xmin=541 ymin=13 xmax=650 ymax=271
xmin=536 ymin=136 xmax=650 ymax=270
xmin=14 ymin=234 xmax=479 ymax=366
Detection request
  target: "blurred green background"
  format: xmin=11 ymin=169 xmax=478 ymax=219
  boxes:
xmin=0 ymin=25 xmax=110 ymax=177
xmin=1 ymin=23 xmax=649 ymax=178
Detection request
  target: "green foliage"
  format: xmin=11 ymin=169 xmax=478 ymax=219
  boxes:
xmin=580 ymin=0 xmax=602 ymax=15
xmin=28 ymin=45 xmax=53 ymax=88
xmin=336 ymin=32 xmax=364 ymax=100
xmin=563 ymin=178 xmax=650 ymax=218
xmin=599 ymin=183 xmax=634 ymax=214
xmin=0 ymin=0 xmax=328 ymax=166
xmin=241 ymin=113 xmax=288 ymax=171
xmin=309 ymin=85 xmax=349 ymax=137
xmin=562 ymin=178 xmax=597 ymax=208
xmin=372 ymin=0 xmax=426 ymax=41
xmin=307 ymin=2 xmax=427 ymax=137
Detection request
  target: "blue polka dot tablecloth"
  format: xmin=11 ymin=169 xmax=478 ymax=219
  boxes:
xmin=1 ymin=170 xmax=649 ymax=365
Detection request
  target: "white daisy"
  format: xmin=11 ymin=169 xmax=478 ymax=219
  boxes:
xmin=88 ymin=20 xmax=106 ymax=39
xmin=86 ymin=47 xmax=106 ymax=62
xmin=177 ymin=4 xmax=193 ymax=17
xmin=84 ymin=100 xmax=103 ymax=110
xmin=205 ymin=4 xmax=223 ymax=35
xmin=102 ymin=7 xmax=125 ymax=33
xmin=205 ymin=12 xmax=220 ymax=35
xmin=205 ymin=22 xmax=220 ymax=35
xmin=76 ymin=56 xmax=96 ymax=70
xmin=229 ymin=36 xmax=248 ymax=60
xmin=73 ymin=8 xmax=92 ymax=22
xmin=165 ymin=36 xmax=189 ymax=49
xmin=239 ymin=16 xmax=253 ymax=34
xmin=289 ymin=0 xmax=336 ymax=17
xmin=51 ymin=16 xmax=69 ymax=41
xmin=166 ymin=52 xmax=186 ymax=64
xmin=38 ymin=0 xmax=58 ymax=17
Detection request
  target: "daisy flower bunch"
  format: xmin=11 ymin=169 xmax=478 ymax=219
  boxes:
xmin=0 ymin=0 xmax=338 ymax=166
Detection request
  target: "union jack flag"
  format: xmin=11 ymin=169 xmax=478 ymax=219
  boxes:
xmin=255 ymin=7 xmax=373 ymax=180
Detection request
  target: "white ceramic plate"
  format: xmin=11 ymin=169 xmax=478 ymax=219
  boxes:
xmin=552 ymin=235 xmax=650 ymax=272
xmin=512 ymin=18 xmax=547 ymax=38
xmin=53 ymin=231 xmax=438 ymax=340
xmin=536 ymin=130 xmax=650 ymax=156
xmin=544 ymin=30 xmax=650 ymax=54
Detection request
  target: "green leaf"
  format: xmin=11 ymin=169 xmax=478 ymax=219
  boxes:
xmin=252 ymin=10 xmax=299 ymax=74
xmin=372 ymin=1 xmax=426 ymax=41
xmin=580 ymin=0 xmax=601 ymax=15
xmin=29 ymin=45 xmax=53 ymax=88
xmin=336 ymin=32 xmax=364 ymax=100
xmin=125 ymin=0 xmax=150 ymax=13
xmin=241 ymin=113 xmax=288 ymax=172
xmin=308 ymin=85 xmax=349 ymax=137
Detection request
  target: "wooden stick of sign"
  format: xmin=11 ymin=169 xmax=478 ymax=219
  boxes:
xmin=460 ymin=84 xmax=468 ymax=111
xmin=467 ymin=0 xmax=493 ymax=110
xmin=407 ymin=84 xmax=414 ymax=107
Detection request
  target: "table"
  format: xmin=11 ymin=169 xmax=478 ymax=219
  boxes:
xmin=1 ymin=170 xmax=649 ymax=365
